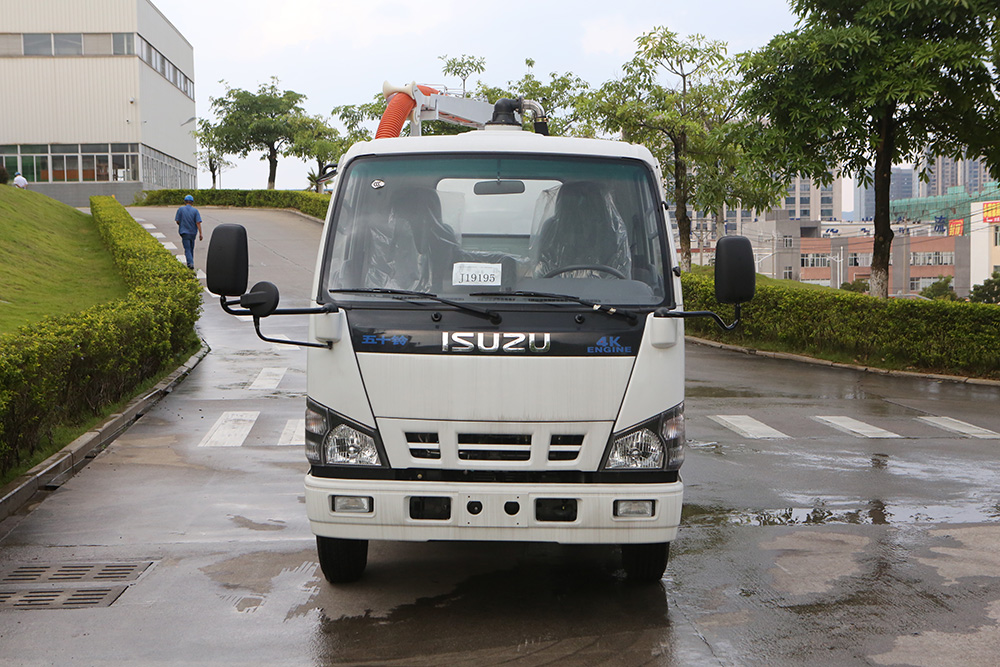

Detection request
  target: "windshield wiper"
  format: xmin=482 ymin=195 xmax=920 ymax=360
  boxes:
xmin=470 ymin=290 xmax=640 ymax=325
xmin=329 ymin=288 xmax=502 ymax=324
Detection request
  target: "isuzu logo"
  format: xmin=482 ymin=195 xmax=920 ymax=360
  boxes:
xmin=441 ymin=332 xmax=551 ymax=353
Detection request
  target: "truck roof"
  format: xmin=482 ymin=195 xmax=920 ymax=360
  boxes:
xmin=341 ymin=129 xmax=659 ymax=167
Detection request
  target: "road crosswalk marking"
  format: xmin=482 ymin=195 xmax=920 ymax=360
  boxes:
xmin=268 ymin=334 xmax=301 ymax=351
xmin=248 ymin=367 xmax=287 ymax=390
xmin=198 ymin=411 xmax=259 ymax=447
xmin=151 ymin=232 xmax=166 ymax=238
xmin=917 ymin=416 xmax=999 ymax=439
xmin=161 ymin=241 xmax=177 ymax=250
xmin=814 ymin=416 xmax=901 ymax=438
xmin=277 ymin=420 xmax=305 ymax=446
xmin=709 ymin=415 xmax=789 ymax=439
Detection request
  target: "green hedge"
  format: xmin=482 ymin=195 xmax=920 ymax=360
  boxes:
xmin=681 ymin=273 xmax=1000 ymax=379
xmin=0 ymin=197 xmax=202 ymax=474
xmin=137 ymin=188 xmax=331 ymax=220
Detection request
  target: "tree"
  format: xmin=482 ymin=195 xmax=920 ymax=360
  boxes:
xmin=439 ymin=54 xmax=485 ymax=97
xmin=741 ymin=0 xmax=1000 ymax=298
xmin=920 ymin=275 xmax=958 ymax=300
xmin=210 ymin=78 xmax=307 ymax=189
xmin=194 ymin=119 xmax=234 ymax=189
xmin=969 ymin=271 xmax=1000 ymax=304
xmin=478 ymin=58 xmax=595 ymax=137
xmin=593 ymin=28 xmax=777 ymax=270
xmin=288 ymin=115 xmax=352 ymax=191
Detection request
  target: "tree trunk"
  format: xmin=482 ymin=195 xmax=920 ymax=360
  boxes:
xmin=267 ymin=145 xmax=278 ymax=190
xmin=870 ymin=106 xmax=896 ymax=298
xmin=674 ymin=134 xmax=692 ymax=271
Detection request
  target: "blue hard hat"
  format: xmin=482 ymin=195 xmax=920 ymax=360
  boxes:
xmin=14 ymin=172 xmax=20 ymax=176
xmin=184 ymin=194 xmax=194 ymax=202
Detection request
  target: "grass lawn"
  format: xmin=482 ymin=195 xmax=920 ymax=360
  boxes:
xmin=0 ymin=186 xmax=129 ymax=334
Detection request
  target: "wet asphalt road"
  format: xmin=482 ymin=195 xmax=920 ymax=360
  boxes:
xmin=1 ymin=207 xmax=999 ymax=666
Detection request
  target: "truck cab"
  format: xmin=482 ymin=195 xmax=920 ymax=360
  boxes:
xmin=207 ymin=92 xmax=755 ymax=583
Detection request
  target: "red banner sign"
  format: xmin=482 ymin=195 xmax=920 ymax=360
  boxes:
xmin=985 ymin=201 xmax=1000 ymax=224
xmin=948 ymin=219 xmax=964 ymax=236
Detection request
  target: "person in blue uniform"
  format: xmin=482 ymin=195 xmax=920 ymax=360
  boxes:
xmin=175 ymin=194 xmax=203 ymax=269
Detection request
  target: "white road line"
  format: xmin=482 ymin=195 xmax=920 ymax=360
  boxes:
xmin=175 ymin=254 xmax=186 ymax=263
xmin=235 ymin=315 xmax=254 ymax=322
xmin=268 ymin=334 xmax=300 ymax=351
xmin=249 ymin=367 xmax=287 ymax=390
xmin=277 ymin=420 xmax=305 ymax=446
xmin=161 ymin=241 xmax=178 ymax=250
xmin=151 ymin=232 xmax=166 ymax=238
xmin=815 ymin=416 xmax=901 ymax=438
xmin=709 ymin=415 xmax=789 ymax=439
xmin=196 ymin=269 xmax=206 ymax=280
xmin=197 ymin=411 xmax=259 ymax=447
xmin=918 ymin=416 xmax=999 ymax=439
xmin=140 ymin=222 xmax=153 ymax=228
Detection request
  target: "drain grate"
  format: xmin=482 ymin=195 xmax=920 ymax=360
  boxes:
xmin=0 ymin=586 xmax=128 ymax=609
xmin=0 ymin=562 xmax=153 ymax=610
xmin=0 ymin=562 xmax=151 ymax=584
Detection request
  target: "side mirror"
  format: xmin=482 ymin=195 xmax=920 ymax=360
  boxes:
xmin=206 ymin=224 xmax=249 ymax=296
xmin=240 ymin=281 xmax=280 ymax=318
xmin=714 ymin=236 xmax=755 ymax=304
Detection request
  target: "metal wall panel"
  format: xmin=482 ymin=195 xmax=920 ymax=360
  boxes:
xmin=137 ymin=0 xmax=194 ymax=74
xmin=138 ymin=65 xmax=197 ymax=165
xmin=2 ymin=0 xmax=136 ymax=33
xmin=0 ymin=59 xmax=141 ymax=143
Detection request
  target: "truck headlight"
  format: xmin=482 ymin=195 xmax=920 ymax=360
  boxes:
xmin=306 ymin=399 xmax=386 ymax=467
xmin=603 ymin=403 xmax=685 ymax=471
xmin=324 ymin=423 xmax=382 ymax=466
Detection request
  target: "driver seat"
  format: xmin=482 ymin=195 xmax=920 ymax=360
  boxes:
xmin=534 ymin=181 xmax=631 ymax=278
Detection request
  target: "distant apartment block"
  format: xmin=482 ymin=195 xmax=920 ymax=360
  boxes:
xmin=0 ymin=0 xmax=196 ymax=206
xmin=854 ymin=167 xmax=916 ymax=221
xmin=919 ymin=153 xmax=996 ymax=199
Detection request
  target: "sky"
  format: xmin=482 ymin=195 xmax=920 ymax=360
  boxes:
xmin=151 ymin=0 xmax=818 ymax=201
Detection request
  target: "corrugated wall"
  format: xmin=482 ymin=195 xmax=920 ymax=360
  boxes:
xmin=1 ymin=0 xmax=137 ymax=33
xmin=0 ymin=58 xmax=141 ymax=143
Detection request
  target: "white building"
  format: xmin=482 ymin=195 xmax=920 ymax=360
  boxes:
xmin=0 ymin=0 xmax=196 ymax=206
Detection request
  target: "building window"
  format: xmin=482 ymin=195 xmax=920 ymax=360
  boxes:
xmin=783 ymin=266 xmax=794 ymax=280
xmin=848 ymin=253 xmax=872 ymax=267
xmin=785 ymin=196 xmax=795 ymax=206
xmin=994 ymin=226 xmax=1000 ymax=246
xmin=800 ymin=209 xmax=811 ymax=219
xmin=782 ymin=235 xmax=794 ymax=248
xmin=23 ymin=33 xmax=52 ymax=56
xmin=800 ymin=253 xmax=830 ymax=268
xmin=821 ymin=208 xmax=834 ymax=218
xmin=53 ymin=33 xmax=83 ymax=56
xmin=821 ymin=195 xmax=834 ymax=205
xmin=112 ymin=33 xmax=134 ymax=55
xmin=800 ymin=196 xmax=811 ymax=205
xmin=909 ymin=251 xmax=955 ymax=266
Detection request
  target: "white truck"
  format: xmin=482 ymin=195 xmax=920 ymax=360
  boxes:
xmin=206 ymin=84 xmax=755 ymax=583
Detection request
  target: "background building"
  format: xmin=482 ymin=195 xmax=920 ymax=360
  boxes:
xmin=919 ymin=153 xmax=996 ymax=199
xmin=853 ymin=167 xmax=916 ymax=221
xmin=0 ymin=0 xmax=196 ymax=206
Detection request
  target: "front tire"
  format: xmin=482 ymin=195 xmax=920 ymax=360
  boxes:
xmin=621 ymin=542 xmax=669 ymax=582
xmin=317 ymin=536 xmax=368 ymax=583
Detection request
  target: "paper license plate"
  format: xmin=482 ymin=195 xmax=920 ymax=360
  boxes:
xmin=452 ymin=262 xmax=502 ymax=286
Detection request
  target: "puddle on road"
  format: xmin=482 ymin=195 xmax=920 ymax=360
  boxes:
xmin=683 ymin=501 xmax=1000 ymax=528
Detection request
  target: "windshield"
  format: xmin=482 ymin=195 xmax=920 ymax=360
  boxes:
xmin=321 ymin=153 xmax=670 ymax=306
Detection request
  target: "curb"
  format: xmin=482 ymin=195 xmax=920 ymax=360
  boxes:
xmin=0 ymin=340 xmax=211 ymax=523
xmin=685 ymin=336 xmax=1000 ymax=387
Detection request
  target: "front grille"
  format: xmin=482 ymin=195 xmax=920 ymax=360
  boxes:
xmin=406 ymin=432 xmax=441 ymax=460
xmin=457 ymin=433 xmax=531 ymax=461
xmin=548 ymin=434 xmax=584 ymax=461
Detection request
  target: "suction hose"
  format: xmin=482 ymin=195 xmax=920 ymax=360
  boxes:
xmin=375 ymin=83 xmax=439 ymax=139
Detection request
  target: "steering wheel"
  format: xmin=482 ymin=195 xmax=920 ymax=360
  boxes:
xmin=543 ymin=264 xmax=627 ymax=279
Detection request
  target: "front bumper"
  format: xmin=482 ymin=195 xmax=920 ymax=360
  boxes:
xmin=305 ymin=475 xmax=683 ymax=544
